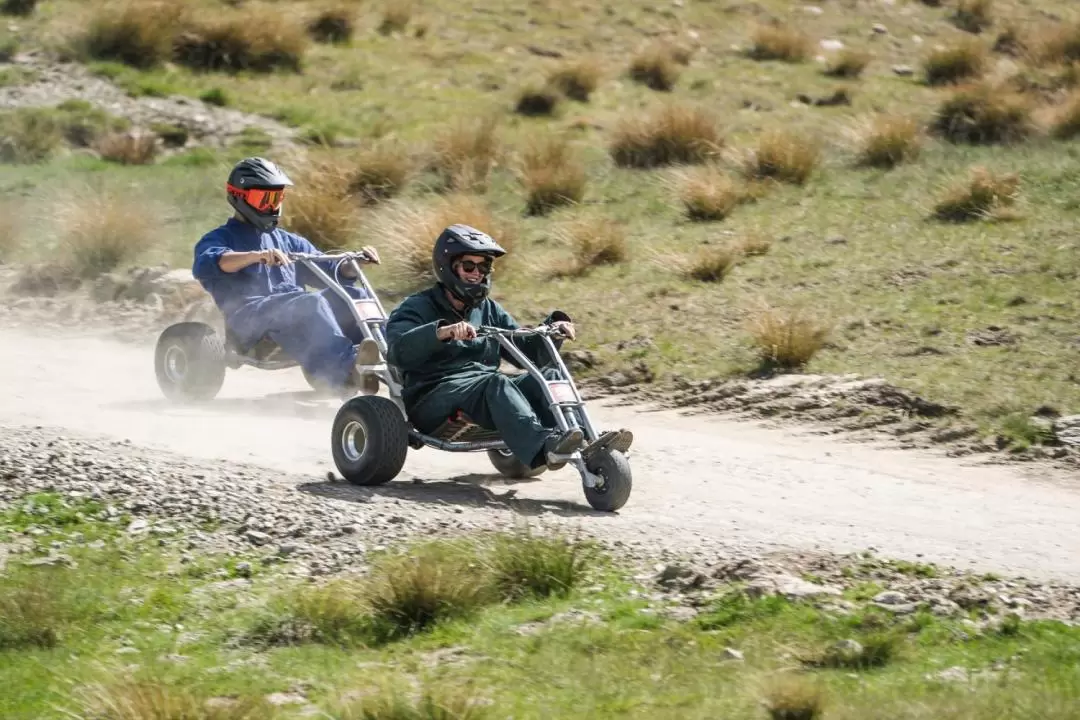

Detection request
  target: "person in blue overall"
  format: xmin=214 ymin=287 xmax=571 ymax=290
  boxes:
xmin=192 ymin=157 xmax=381 ymax=396
xmin=385 ymin=224 xmax=633 ymax=471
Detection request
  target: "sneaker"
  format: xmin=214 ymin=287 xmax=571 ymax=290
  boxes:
xmin=581 ymin=428 xmax=634 ymax=461
xmin=348 ymin=338 xmax=382 ymax=396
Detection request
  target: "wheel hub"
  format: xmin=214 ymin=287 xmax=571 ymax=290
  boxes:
xmin=341 ymin=420 xmax=368 ymax=463
xmin=163 ymin=345 xmax=188 ymax=383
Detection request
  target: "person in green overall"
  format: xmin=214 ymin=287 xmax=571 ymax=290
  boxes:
xmin=385 ymin=224 xmax=633 ymax=471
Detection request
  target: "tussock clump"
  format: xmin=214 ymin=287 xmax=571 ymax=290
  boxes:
xmin=1031 ymin=23 xmax=1080 ymax=66
xmin=749 ymin=305 xmax=831 ymax=371
xmin=0 ymin=108 xmax=63 ymax=163
xmin=82 ymin=0 xmax=185 ymax=69
xmin=54 ymin=188 xmax=159 ymax=279
xmin=307 ymin=6 xmax=355 ymax=45
xmin=759 ymin=675 xmax=827 ymax=720
xmin=365 ymin=543 xmax=491 ymax=643
xmin=547 ymin=57 xmax=603 ymax=102
xmin=629 ymin=46 xmax=680 ymax=91
xmin=1050 ymin=90 xmax=1080 ymax=139
xmin=514 ymin=83 xmax=561 ymax=117
xmin=932 ymin=165 xmax=1020 ymax=222
xmin=174 ymin=14 xmax=307 ymax=73
xmin=952 ymin=0 xmax=994 ymax=35
xmin=346 ymin=141 xmax=413 ymax=204
xmin=679 ymin=245 xmax=741 ymax=283
xmin=281 ymin=155 xmax=360 ymax=250
xmin=993 ymin=23 xmax=1026 ymax=56
xmin=922 ymin=37 xmax=988 ymax=86
xmin=485 ymin=530 xmax=588 ymax=601
xmin=804 ymin=633 xmax=902 ymax=670
xmin=823 ymin=49 xmax=870 ymax=78
xmin=1 ymin=0 xmax=38 ymax=17
xmin=519 ymin=133 xmax=587 ymax=216
xmin=676 ymin=166 xmax=747 ymax=222
xmin=740 ymin=129 xmax=821 ymax=185
xmin=0 ymin=579 xmax=59 ymax=650
xmin=248 ymin=579 xmax=370 ymax=647
xmin=852 ymin=113 xmax=922 ymax=168
xmin=609 ymin=103 xmax=722 ymax=168
xmin=370 ymin=195 xmax=516 ymax=287
xmin=552 ymin=215 xmax=628 ymax=278
xmin=75 ymin=679 xmax=275 ymax=720
xmin=94 ymin=131 xmax=158 ymax=165
xmin=329 ymin=687 xmax=491 ymax=720
xmin=429 ymin=115 xmax=502 ymax=192
xmin=931 ymin=82 xmax=1034 ymax=144
xmin=378 ymin=0 xmax=413 ymax=36
xmin=747 ymin=23 xmax=812 ymax=62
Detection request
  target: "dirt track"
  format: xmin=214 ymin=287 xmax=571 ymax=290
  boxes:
xmin=3 ymin=326 xmax=1079 ymax=583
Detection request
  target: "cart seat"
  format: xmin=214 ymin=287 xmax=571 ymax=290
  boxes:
xmin=427 ymin=410 xmax=504 ymax=443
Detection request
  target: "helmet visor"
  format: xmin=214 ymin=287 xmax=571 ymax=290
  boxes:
xmin=227 ymin=184 xmax=285 ymax=212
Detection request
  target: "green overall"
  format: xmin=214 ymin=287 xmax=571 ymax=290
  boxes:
xmin=385 ymin=286 xmax=570 ymax=468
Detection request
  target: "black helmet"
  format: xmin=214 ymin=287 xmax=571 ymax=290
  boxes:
xmin=226 ymin=157 xmax=294 ymax=232
xmin=431 ymin=224 xmax=506 ymax=309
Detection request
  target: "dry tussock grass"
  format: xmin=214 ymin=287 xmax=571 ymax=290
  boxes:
xmin=747 ymin=24 xmax=812 ymax=63
xmin=952 ymin=0 xmax=994 ymax=35
xmin=547 ymin=57 xmax=603 ymax=102
xmin=609 ymin=103 xmax=723 ymax=169
xmin=758 ymin=674 xmax=827 ymax=720
xmin=675 ymin=165 xmax=749 ymax=222
xmin=345 ymin=141 xmax=413 ymax=204
xmin=514 ymin=83 xmax=561 ymax=117
xmin=0 ymin=108 xmax=63 ymax=163
xmin=519 ymin=133 xmax=586 ymax=216
xmin=82 ymin=0 xmax=187 ymax=69
xmin=307 ymin=5 xmax=355 ymax=45
xmin=281 ymin=154 xmax=361 ymax=250
xmin=551 ymin=215 xmax=628 ymax=278
xmin=1050 ymin=90 xmax=1080 ymax=138
xmin=679 ymin=245 xmax=741 ymax=283
xmin=850 ymin=113 xmax=922 ymax=168
xmin=329 ymin=686 xmax=491 ymax=720
xmin=378 ymin=0 xmax=413 ymax=36
xmin=94 ymin=131 xmax=158 ymax=165
xmin=368 ymin=195 xmax=517 ymax=287
xmin=748 ymin=305 xmax=831 ymax=371
xmin=739 ymin=129 xmax=821 ymax=185
xmin=823 ymin=48 xmax=870 ymax=78
xmin=922 ymin=37 xmax=988 ymax=86
xmin=628 ymin=45 xmax=681 ymax=91
xmin=931 ymin=81 xmax=1034 ymax=144
xmin=1029 ymin=23 xmax=1080 ymax=66
xmin=428 ymin=115 xmax=502 ymax=192
xmin=54 ymin=188 xmax=159 ymax=280
xmin=933 ymin=165 xmax=1020 ymax=222
xmin=75 ymin=679 xmax=274 ymax=720
xmin=174 ymin=11 xmax=308 ymax=73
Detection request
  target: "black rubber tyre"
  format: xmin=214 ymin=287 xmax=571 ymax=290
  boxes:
xmin=583 ymin=448 xmax=633 ymax=512
xmin=154 ymin=322 xmax=226 ymax=402
xmin=487 ymin=448 xmax=547 ymax=479
xmin=331 ymin=395 xmax=409 ymax=486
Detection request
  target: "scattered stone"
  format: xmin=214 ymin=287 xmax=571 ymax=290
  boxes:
xmin=722 ymin=647 xmax=745 ymax=661
xmin=892 ymin=64 xmax=915 ymax=76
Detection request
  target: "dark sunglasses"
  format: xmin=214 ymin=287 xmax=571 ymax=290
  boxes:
xmin=454 ymin=259 xmax=493 ymax=275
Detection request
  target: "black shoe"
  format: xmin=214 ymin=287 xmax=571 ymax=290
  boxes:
xmin=544 ymin=427 xmax=584 ymax=466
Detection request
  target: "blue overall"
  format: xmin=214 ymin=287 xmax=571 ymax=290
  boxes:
xmin=385 ymin=285 xmax=570 ymax=468
xmin=192 ymin=217 xmax=368 ymax=389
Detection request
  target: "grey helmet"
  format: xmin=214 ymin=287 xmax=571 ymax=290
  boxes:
xmin=431 ymin=224 xmax=506 ymax=309
xmin=226 ymin=157 xmax=294 ymax=232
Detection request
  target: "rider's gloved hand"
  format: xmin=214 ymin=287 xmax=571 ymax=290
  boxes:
xmin=550 ymin=320 xmax=576 ymax=340
xmin=358 ymin=245 xmax=381 ymax=264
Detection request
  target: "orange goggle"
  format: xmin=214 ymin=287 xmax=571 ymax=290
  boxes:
xmin=227 ymin=184 xmax=285 ymax=212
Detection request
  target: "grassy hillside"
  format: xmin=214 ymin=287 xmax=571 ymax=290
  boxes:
xmin=4 ymin=0 xmax=1080 ymax=437
xmin=4 ymin=490 xmax=1080 ymax=719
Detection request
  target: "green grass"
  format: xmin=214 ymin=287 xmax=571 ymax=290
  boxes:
xmin=5 ymin=0 xmax=1080 ymax=436
xmin=2 ymin=494 xmax=1079 ymax=719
